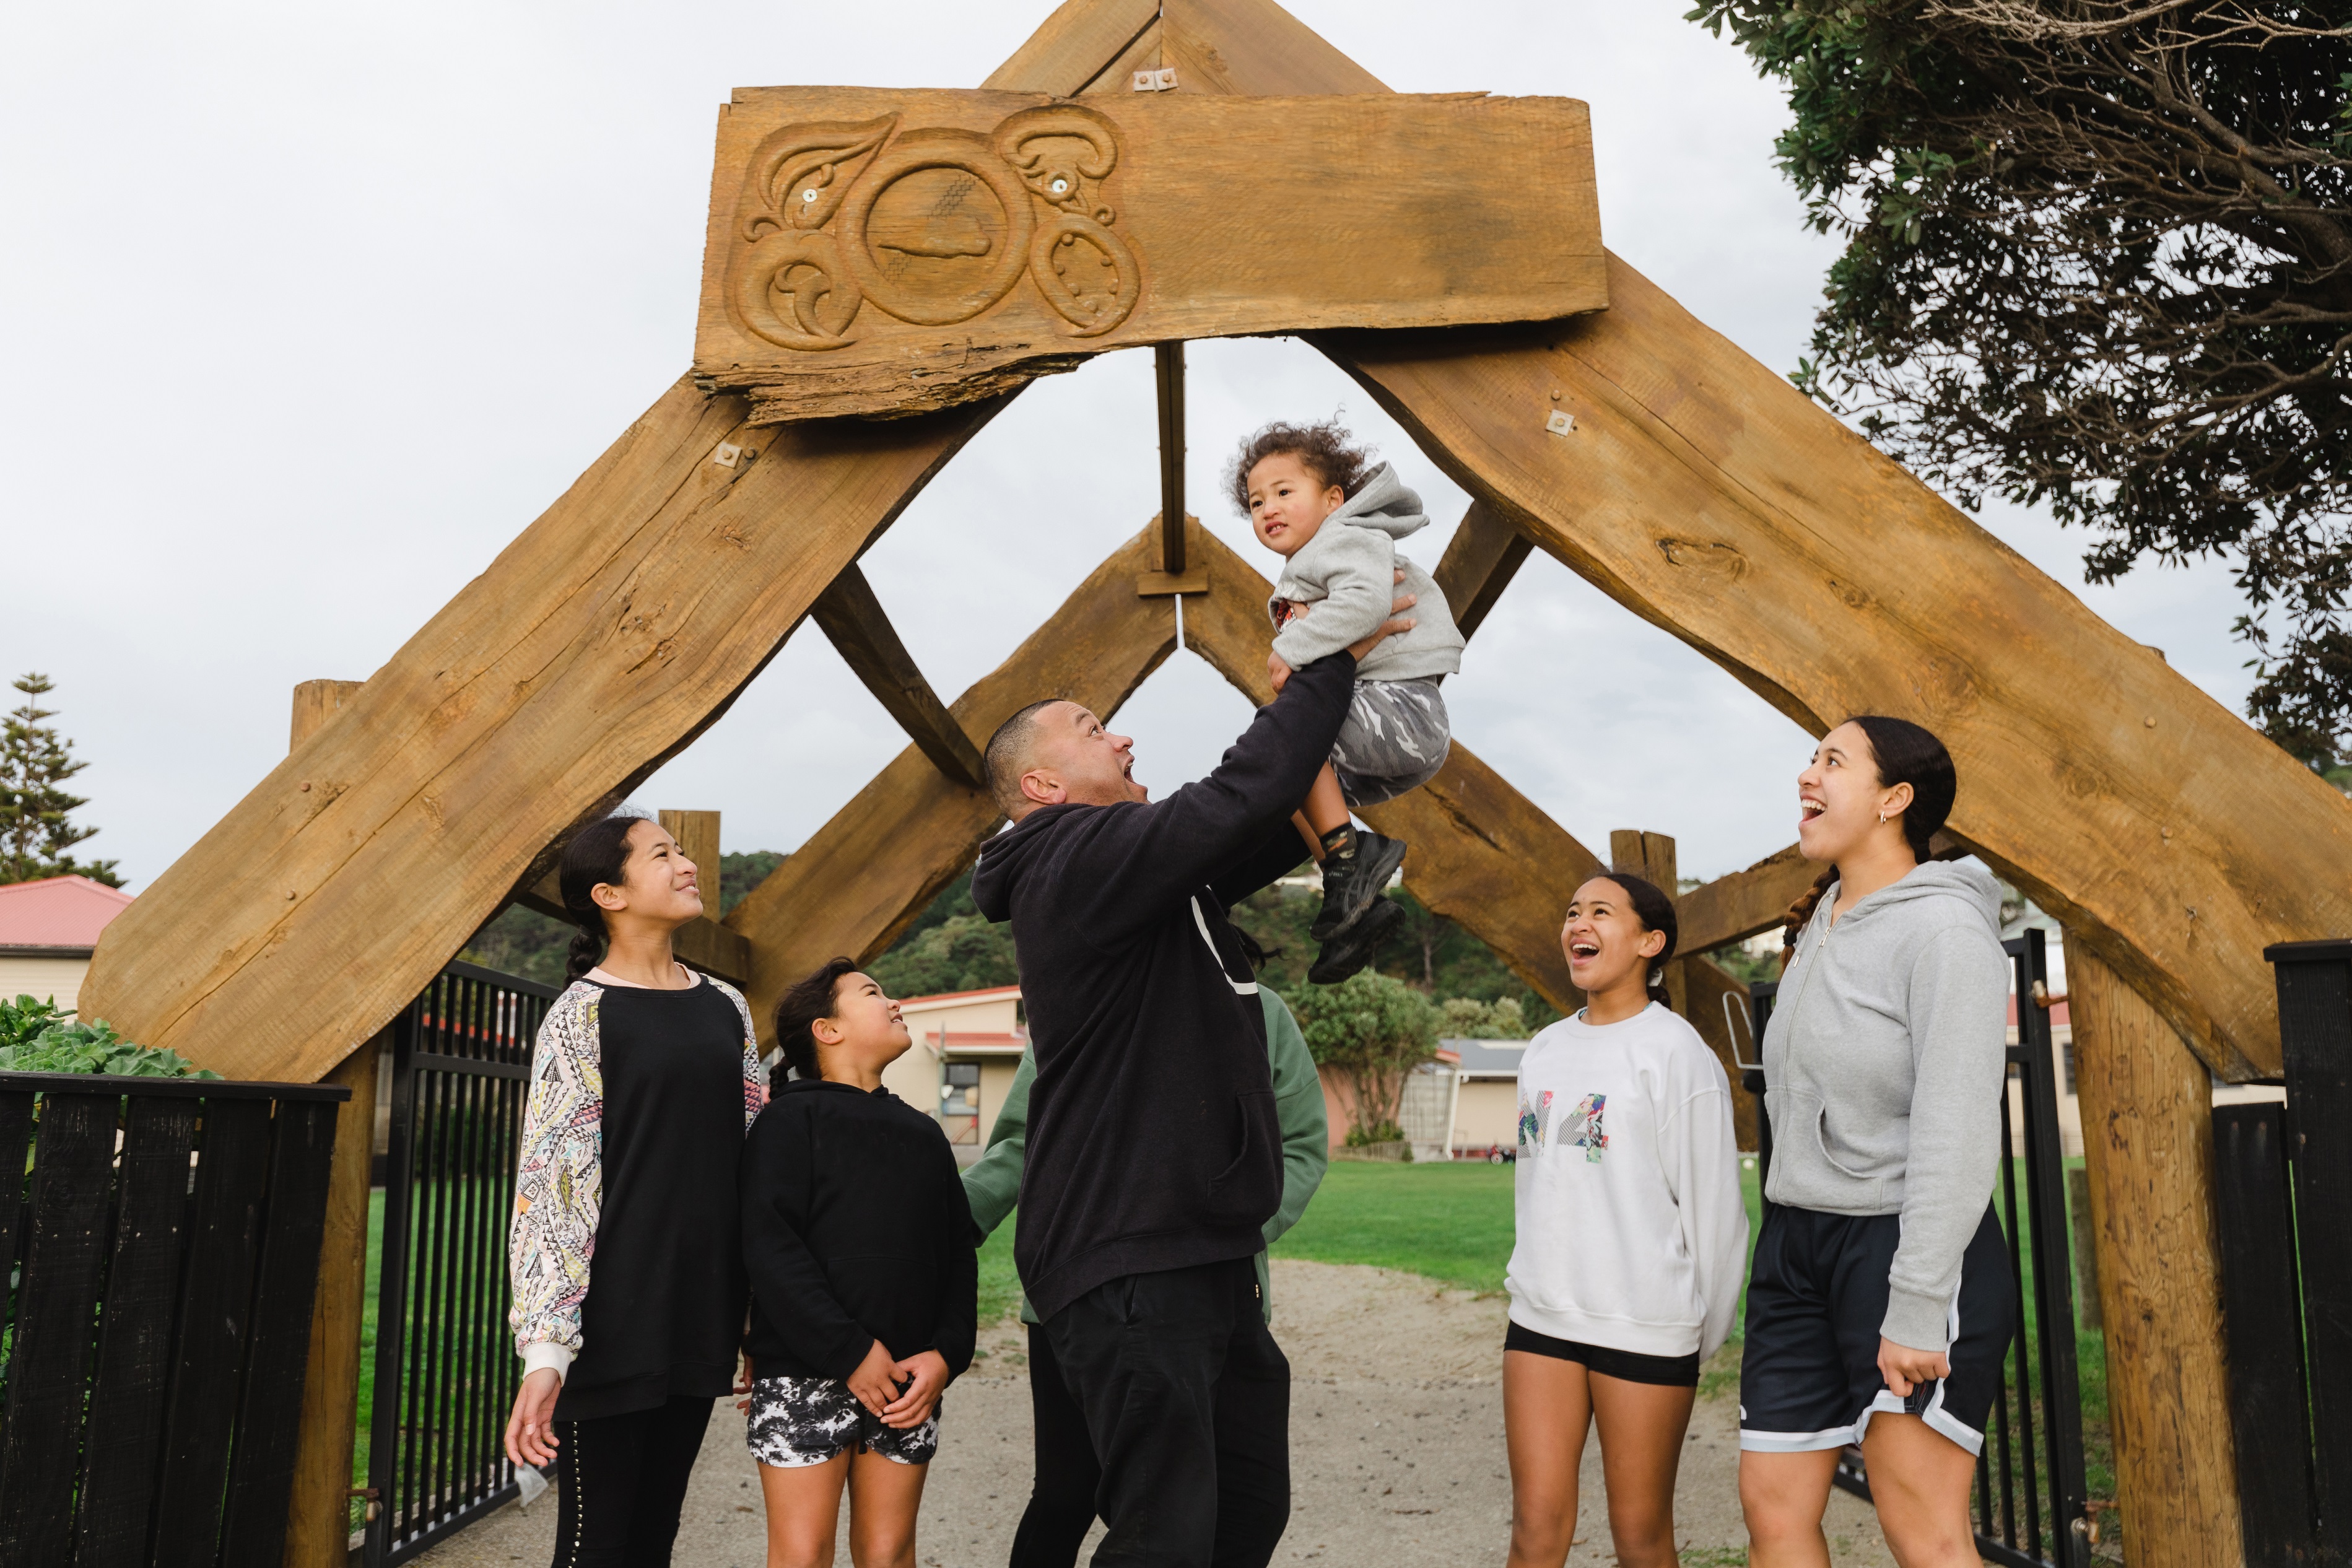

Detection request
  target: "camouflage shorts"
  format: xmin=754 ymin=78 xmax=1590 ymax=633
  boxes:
xmin=745 ymin=1374 xmax=939 ymax=1468
xmin=1331 ymin=677 xmax=1452 ymax=808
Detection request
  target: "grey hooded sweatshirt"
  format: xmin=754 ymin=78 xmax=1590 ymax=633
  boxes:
xmin=1265 ymin=462 xmax=1465 ymax=683
xmin=1760 ymin=859 xmax=2010 ymax=1352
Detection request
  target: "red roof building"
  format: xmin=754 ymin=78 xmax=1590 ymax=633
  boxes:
xmin=0 ymin=874 xmax=134 ymax=1015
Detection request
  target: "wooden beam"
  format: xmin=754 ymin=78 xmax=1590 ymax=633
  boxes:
xmin=282 ymin=682 xmax=381 ymax=1568
xmin=1156 ymin=343 xmax=1187 ymax=575
xmin=2071 ymin=941 xmax=2245 ymax=1567
xmin=1080 ymin=17 xmax=1165 ymax=95
xmin=1678 ymin=842 xmax=1816 ymax=958
xmin=811 ymin=564 xmax=988 ymax=789
xmin=1430 ymin=500 xmax=1531 ymax=642
xmin=1136 ymin=513 xmax=1208 ymax=596
xmin=725 ymin=522 xmax=1180 ymax=1042
xmin=1608 ymin=829 xmax=1683 ymax=1012
xmin=696 ymin=89 xmax=1606 ymax=422
xmin=1150 ymin=0 xmax=2352 ymax=1079
xmin=982 ymin=0 xmax=1162 ymax=95
xmin=1174 ymin=526 xmax=1594 ymax=1014
xmin=75 ymin=0 xmax=1171 ymax=1086
xmin=82 ymin=378 xmax=995 ymax=1081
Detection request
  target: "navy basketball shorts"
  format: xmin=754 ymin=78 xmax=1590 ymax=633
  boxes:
xmin=1738 ymin=1203 xmax=2015 ymax=1457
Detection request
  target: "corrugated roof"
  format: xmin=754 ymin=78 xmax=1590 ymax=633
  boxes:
xmin=0 ymin=874 xmax=134 ymax=948
xmin=1441 ymin=1037 xmax=1530 ymax=1075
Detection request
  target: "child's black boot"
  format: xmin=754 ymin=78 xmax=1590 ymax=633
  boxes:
xmin=1309 ymin=895 xmax=1406 ymax=984
xmin=1309 ymin=824 xmax=1409 ymax=941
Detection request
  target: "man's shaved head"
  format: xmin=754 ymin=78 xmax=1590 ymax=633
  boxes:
xmin=985 ymin=699 xmax=1065 ymax=816
xmin=985 ymin=699 xmax=1146 ymax=817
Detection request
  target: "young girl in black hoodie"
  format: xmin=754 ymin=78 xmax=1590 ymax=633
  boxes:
xmin=742 ymin=959 xmax=978 ymax=1568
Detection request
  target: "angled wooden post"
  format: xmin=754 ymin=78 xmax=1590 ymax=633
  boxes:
xmin=282 ymin=679 xmax=378 ymax=1568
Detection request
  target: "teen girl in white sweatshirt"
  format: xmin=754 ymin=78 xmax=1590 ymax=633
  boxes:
xmin=1502 ymin=874 xmax=1749 ymax=1568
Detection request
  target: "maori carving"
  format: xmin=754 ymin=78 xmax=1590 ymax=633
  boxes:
xmin=725 ymin=105 xmax=1142 ymax=352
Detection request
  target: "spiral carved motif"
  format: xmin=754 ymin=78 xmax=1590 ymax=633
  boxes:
xmin=724 ymin=105 xmax=1141 ymax=351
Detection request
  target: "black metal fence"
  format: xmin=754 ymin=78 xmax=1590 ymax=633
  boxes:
xmin=2212 ymin=936 xmax=2352 ymax=1564
xmin=0 ymin=1069 xmax=349 ymax=1568
xmin=1747 ymin=928 xmax=2088 ymax=1567
xmin=365 ymin=961 xmax=554 ymax=1566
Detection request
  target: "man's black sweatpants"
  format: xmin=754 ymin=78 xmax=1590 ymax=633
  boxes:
xmin=1040 ymin=1256 xmax=1291 ymax=1568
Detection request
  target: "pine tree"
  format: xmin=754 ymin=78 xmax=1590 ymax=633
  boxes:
xmin=0 ymin=674 xmax=121 ymax=887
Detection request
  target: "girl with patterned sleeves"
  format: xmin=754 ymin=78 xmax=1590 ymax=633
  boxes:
xmin=502 ymin=812 xmax=764 ymax=1568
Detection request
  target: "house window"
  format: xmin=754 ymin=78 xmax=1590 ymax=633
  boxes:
xmin=941 ymin=1061 xmax=981 ymax=1117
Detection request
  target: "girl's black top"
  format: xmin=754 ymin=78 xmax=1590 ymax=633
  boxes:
xmin=554 ymin=980 xmax=751 ymax=1422
xmin=740 ymin=1078 xmax=980 ymax=1382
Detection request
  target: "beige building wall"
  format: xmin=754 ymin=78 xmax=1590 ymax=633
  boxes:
xmin=1452 ymin=1079 xmax=1520 ymax=1152
xmin=0 ymin=954 xmax=91 ymax=1016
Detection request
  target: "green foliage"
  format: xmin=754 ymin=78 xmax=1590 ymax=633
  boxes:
xmin=1439 ymin=995 xmax=1527 ymax=1039
xmin=459 ymin=905 xmax=573 ymax=988
xmin=0 ymin=673 xmax=120 ymax=887
xmin=1228 ymin=884 xmax=1560 ymax=1030
xmin=0 ymin=1005 xmax=219 ymax=1078
xmin=1688 ymin=1 xmax=2352 ymax=763
xmin=867 ymin=912 xmax=1020 ymax=999
xmin=718 ymin=850 xmax=786 ymax=917
xmin=1284 ymin=971 xmax=1442 ymax=1144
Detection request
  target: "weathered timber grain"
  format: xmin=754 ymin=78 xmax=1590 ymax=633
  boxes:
xmin=1678 ymin=842 xmax=1817 ymax=957
xmin=1430 ymin=500 xmax=1531 ymax=642
xmin=1161 ymin=0 xmax=1387 ymax=94
xmin=2070 ymin=942 xmax=2244 ymax=1567
xmin=1323 ymin=274 xmax=2351 ymax=1078
xmin=1082 ymin=19 xmax=1165 ymax=95
xmin=1158 ymin=0 xmax=2352 ymax=1079
xmin=811 ymin=565 xmax=988 ymax=788
xmin=81 ymin=379 xmax=1000 ymax=1081
xmin=287 ymin=679 xmax=362 ymax=753
xmin=982 ymin=0 xmax=1162 ymax=95
xmin=1175 ymin=527 xmax=1592 ymax=1014
xmin=696 ymin=89 xmax=1605 ymax=422
xmin=724 ymin=525 xmax=1178 ymax=1041
xmin=658 ymin=809 xmax=723 ymax=893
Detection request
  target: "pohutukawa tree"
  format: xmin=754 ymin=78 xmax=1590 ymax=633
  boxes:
xmin=1692 ymin=0 xmax=2352 ymax=762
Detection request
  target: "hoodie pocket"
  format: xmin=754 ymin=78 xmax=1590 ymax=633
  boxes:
xmin=1812 ymin=1104 xmax=1879 ymax=1185
xmin=1204 ymin=1089 xmax=1281 ymax=1224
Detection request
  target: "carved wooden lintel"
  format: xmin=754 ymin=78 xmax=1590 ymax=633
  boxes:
xmin=696 ymin=87 xmax=1606 ymax=423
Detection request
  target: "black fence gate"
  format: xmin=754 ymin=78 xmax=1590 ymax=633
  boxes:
xmin=365 ymin=960 xmax=554 ymax=1566
xmin=1746 ymin=928 xmax=2089 ymax=1567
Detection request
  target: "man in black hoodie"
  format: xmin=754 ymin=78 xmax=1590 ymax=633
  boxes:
xmin=970 ymin=603 xmax=1408 ymax=1568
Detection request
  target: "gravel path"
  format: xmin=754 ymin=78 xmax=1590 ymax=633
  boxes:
xmin=416 ymin=1260 xmax=1892 ymax=1566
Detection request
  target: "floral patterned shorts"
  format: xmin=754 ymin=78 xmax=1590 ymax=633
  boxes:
xmin=745 ymin=1374 xmax=939 ymax=1468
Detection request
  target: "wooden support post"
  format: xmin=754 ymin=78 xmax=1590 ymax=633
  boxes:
xmin=2070 ymin=940 xmax=2243 ymax=1567
xmin=1609 ymin=830 xmax=1683 ymax=1014
xmin=1429 ymin=500 xmax=1531 ymax=642
xmin=811 ymin=564 xmax=989 ymax=790
xmin=284 ymin=681 xmax=380 ymax=1568
xmin=1156 ymin=342 xmax=1187 ymax=576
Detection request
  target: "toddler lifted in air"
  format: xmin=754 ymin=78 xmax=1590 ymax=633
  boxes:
xmin=1232 ymin=420 xmax=1465 ymax=982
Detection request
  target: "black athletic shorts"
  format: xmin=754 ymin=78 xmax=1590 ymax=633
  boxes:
xmin=1738 ymin=1203 xmax=2015 ymax=1457
xmin=1504 ymin=1321 xmax=1701 ymax=1388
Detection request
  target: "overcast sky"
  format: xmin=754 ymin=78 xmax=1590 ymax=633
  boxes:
xmin=1 ymin=1 xmax=2258 ymax=895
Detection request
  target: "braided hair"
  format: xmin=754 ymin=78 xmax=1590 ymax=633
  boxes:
xmin=558 ymin=814 xmax=648 ymax=983
xmin=1599 ymin=873 xmax=1679 ymax=1012
xmin=1782 ymin=715 xmax=1959 ymax=951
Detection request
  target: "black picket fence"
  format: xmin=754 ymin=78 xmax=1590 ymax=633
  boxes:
xmin=1746 ymin=928 xmax=2089 ymax=1568
xmin=365 ymin=961 xmax=555 ymax=1567
xmin=0 ymin=1070 xmax=349 ymax=1568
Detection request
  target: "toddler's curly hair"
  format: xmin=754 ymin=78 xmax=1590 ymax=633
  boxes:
xmin=1226 ymin=419 xmax=1375 ymax=517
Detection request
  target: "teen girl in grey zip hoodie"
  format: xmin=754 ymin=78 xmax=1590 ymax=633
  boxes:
xmin=1738 ymin=716 xmax=2016 ymax=1567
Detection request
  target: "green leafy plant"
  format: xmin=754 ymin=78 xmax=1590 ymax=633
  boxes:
xmin=0 ymin=1010 xmax=220 ymax=1078
xmin=1284 ymin=970 xmax=1442 ymax=1146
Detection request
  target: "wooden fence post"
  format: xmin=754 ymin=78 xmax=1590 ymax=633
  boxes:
xmin=2070 ymin=939 xmax=2242 ymax=1567
xmin=284 ymin=680 xmax=381 ymax=1568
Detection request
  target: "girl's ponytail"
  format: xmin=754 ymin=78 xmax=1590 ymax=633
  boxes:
xmin=1782 ymin=868 xmax=1837 ymax=954
xmin=1600 ymin=873 xmax=1679 ymax=1012
xmin=557 ymin=813 xmax=646 ymax=984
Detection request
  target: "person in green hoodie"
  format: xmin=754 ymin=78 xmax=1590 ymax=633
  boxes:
xmin=963 ymin=969 xmax=1328 ymax=1568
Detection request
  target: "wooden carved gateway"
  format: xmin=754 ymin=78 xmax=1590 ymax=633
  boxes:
xmin=694 ymin=87 xmax=1610 ymax=421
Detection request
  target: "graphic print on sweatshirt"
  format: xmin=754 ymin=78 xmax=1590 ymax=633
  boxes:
xmin=1518 ymin=1087 xmax=1554 ymax=1151
xmin=1558 ymin=1092 xmax=1608 ymax=1164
